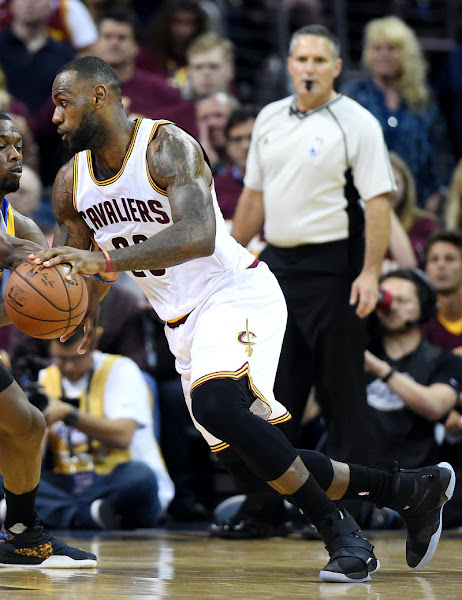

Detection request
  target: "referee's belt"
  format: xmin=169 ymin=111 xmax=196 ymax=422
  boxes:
xmin=166 ymin=258 xmax=260 ymax=329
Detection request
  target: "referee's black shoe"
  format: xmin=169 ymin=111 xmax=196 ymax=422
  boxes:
xmin=389 ymin=461 xmax=455 ymax=570
xmin=317 ymin=509 xmax=379 ymax=583
xmin=209 ymin=494 xmax=292 ymax=539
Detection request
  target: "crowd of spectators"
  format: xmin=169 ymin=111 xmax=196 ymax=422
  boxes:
xmin=2 ymin=0 xmax=462 ymax=531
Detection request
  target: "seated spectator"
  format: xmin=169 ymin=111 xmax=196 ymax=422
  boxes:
xmin=388 ymin=151 xmax=437 ymax=268
xmin=422 ymin=230 xmax=462 ymax=528
xmin=423 ymin=230 xmax=462 ymax=352
xmin=443 ymin=158 xmax=462 ymax=231
xmin=341 ymin=15 xmax=454 ymax=212
xmin=214 ymin=105 xmax=256 ymax=220
xmin=0 ymin=0 xmax=74 ymax=116
xmin=214 ymin=105 xmax=265 ymax=255
xmin=0 ymin=0 xmax=98 ymax=54
xmin=182 ymin=32 xmax=235 ymax=99
xmin=364 ymin=268 xmax=461 ymax=470
xmin=136 ymin=0 xmax=209 ymax=90
xmin=160 ymin=31 xmax=236 ymax=138
xmin=194 ymin=91 xmax=239 ymax=174
xmin=93 ymin=7 xmax=182 ymax=120
xmin=36 ymin=329 xmax=175 ymax=529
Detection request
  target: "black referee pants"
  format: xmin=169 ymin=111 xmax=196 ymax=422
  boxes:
xmin=260 ymin=241 xmax=368 ymax=464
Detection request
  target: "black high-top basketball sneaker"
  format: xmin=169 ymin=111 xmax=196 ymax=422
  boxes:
xmin=0 ymin=518 xmax=97 ymax=568
xmin=316 ymin=509 xmax=379 ymax=583
xmin=389 ymin=461 xmax=455 ymax=570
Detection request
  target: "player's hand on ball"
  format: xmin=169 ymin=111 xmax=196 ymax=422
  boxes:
xmin=30 ymin=246 xmax=107 ymax=278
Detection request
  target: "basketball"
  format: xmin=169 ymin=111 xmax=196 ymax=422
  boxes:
xmin=4 ymin=260 xmax=88 ymax=339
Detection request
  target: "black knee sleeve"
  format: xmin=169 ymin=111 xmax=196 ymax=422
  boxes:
xmin=297 ymin=449 xmax=334 ymax=491
xmin=191 ymin=378 xmax=298 ymax=482
xmin=191 ymin=378 xmax=249 ymax=441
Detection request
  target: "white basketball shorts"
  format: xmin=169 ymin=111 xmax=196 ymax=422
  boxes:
xmin=164 ymin=261 xmax=291 ymax=452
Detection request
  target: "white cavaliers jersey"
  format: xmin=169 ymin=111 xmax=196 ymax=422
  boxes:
xmin=73 ymin=118 xmax=255 ymax=321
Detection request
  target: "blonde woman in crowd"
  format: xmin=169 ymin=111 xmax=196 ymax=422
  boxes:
xmin=341 ymin=15 xmax=453 ymax=211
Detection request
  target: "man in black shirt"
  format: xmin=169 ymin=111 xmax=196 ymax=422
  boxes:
xmin=365 ymin=268 xmax=462 ymax=469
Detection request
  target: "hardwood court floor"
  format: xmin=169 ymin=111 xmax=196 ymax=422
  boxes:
xmin=0 ymin=528 xmax=461 ymax=599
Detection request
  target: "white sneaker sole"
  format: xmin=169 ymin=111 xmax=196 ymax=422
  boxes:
xmin=319 ymin=559 xmax=380 ymax=583
xmin=0 ymin=557 xmax=97 ymax=568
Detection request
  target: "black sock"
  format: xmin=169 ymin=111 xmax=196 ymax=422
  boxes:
xmin=4 ymin=487 xmax=38 ymax=530
xmin=344 ymin=464 xmax=395 ymax=507
xmin=285 ymin=474 xmax=338 ymax=527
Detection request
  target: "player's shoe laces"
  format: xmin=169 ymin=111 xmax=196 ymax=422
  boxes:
xmin=389 ymin=461 xmax=455 ymax=570
xmin=0 ymin=519 xmax=97 ymax=568
xmin=317 ymin=509 xmax=379 ymax=583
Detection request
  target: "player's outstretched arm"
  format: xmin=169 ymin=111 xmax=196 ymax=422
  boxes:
xmin=31 ymin=125 xmax=216 ymax=277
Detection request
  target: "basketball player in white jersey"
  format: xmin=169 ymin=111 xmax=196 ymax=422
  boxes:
xmin=0 ymin=113 xmax=97 ymax=567
xmin=32 ymin=57 xmax=455 ymax=583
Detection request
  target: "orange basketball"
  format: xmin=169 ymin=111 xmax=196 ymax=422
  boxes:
xmin=4 ymin=260 xmax=88 ymax=339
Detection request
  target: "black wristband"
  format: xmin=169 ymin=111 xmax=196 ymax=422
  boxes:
xmin=63 ymin=407 xmax=80 ymax=427
xmin=381 ymin=367 xmax=397 ymax=383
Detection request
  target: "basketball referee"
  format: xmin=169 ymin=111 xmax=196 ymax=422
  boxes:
xmin=233 ymin=24 xmax=396 ymax=464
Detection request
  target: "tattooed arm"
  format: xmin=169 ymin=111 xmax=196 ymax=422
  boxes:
xmin=31 ymin=125 xmax=216 ymax=276
xmin=142 ymin=123 xmax=217 ymax=268
xmin=50 ymin=161 xmax=115 ymax=288
xmin=51 ymin=160 xmax=92 ymax=249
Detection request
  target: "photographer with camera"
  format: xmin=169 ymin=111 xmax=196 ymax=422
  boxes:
xmin=365 ymin=268 xmax=462 ymax=471
xmin=36 ymin=328 xmax=174 ymax=530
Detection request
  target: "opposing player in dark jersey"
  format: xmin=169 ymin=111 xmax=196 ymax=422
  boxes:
xmin=0 ymin=113 xmax=97 ymax=567
xmin=32 ymin=57 xmax=454 ymax=583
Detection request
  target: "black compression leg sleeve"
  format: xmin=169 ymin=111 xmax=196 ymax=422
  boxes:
xmin=192 ymin=379 xmax=339 ymax=525
xmin=191 ymin=378 xmax=299 ymax=482
xmin=216 ymin=445 xmax=335 ymax=495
